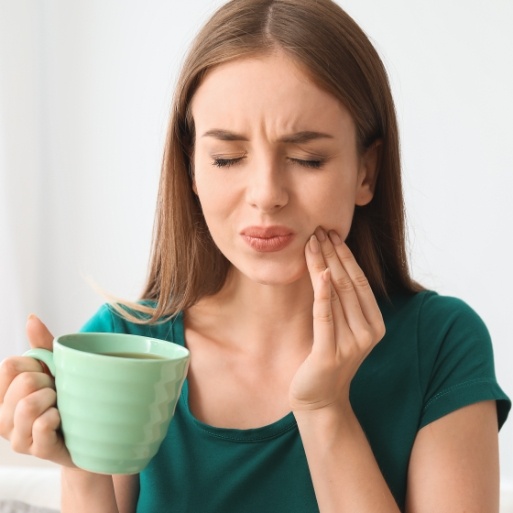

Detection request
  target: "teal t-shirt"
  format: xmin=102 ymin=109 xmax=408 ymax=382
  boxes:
xmin=81 ymin=291 xmax=511 ymax=512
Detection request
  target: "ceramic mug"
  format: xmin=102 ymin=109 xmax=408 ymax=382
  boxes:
xmin=24 ymin=332 xmax=189 ymax=474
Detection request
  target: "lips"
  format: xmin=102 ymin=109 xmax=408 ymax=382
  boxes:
xmin=240 ymin=226 xmax=295 ymax=252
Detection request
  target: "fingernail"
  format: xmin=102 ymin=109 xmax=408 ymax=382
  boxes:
xmin=328 ymin=231 xmax=342 ymax=245
xmin=314 ymin=227 xmax=326 ymax=242
xmin=309 ymin=234 xmax=320 ymax=253
xmin=27 ymin=313 xmax=38 ymax=322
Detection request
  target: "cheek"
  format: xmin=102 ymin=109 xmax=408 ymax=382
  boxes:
xmin=193 ymin=168 xmax=220 ymax=212
xmin=305 ymin=183 xmax=358 ymax=235
xmin=194 ymin=176 xmax=237 ymax=236
xmin=194 ymin=164 xmax=245 ymax=221
xmin=328 ymin=205 xmax=356 ymax=240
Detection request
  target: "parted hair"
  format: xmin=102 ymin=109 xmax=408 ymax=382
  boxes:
xmin=128 ymin=0 xmax=421 ymax=322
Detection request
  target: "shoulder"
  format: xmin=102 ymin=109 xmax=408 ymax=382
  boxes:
xmin=379 ymin=290 xmax=489 ymax=345
xmin=413 ymin=291 xmax=490 ymax=357
xmin=380 ymin=290 xmax=510 ymax=429
xmin=380 ymin=289 xmax=492 ymax=368
xmin=409 ymin=291 xmax=493 ymax=374
xmin=417 ymin=291 xmax=488 ymax=333
xmin=80 ymin=303 xmax=185 ymax=345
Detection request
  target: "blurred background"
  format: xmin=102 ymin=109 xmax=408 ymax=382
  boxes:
xmin=1 ymin=0 xmax=512 ymax=489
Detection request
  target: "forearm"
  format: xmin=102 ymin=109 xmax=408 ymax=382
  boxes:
xmin=61 ymin=467 xmax=119 ymax=513
xmin=295 ymin=404 xmax=400 ymax=513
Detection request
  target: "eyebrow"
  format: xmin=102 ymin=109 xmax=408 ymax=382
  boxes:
xmin=202 ymin=129 xmax=248 ymax=141
xmin=201 ymin=129 xmax=333 ymax=143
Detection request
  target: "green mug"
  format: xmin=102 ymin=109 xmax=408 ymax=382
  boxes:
xmin=24 ymin=332 xmax=190 ymax=475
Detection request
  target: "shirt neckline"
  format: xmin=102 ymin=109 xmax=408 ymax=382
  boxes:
xmin=174 ymin=312 xmax=298 ymax=442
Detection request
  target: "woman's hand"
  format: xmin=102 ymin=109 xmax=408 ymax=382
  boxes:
xmin=289 ymin=227 xmax=386 ymax=412
xmin=0 ymin=315 xmax=74 ymax=467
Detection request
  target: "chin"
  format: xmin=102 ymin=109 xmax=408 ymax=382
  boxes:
xmin=241 ymin=259 xmax=308 ymax=287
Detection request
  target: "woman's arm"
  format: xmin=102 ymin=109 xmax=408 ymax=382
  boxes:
xmin=292 ymin=230 xmax=501 ymax=512
xmin=406 ymin=400 xmax=499 ymax=513
xmin=296 ymin=400 xmax=500 ymax=513
xmin=61 ymin=469 xmax=119 ymax=513
xmin=291 ymin=229 xmax=399 ymax=512
xmin=295 ymin=405 xmax=400 ymax=513
xmin=61 ymin=470 xmax=139 ymax=513
xmin=114 ymin=474 xmax=140 ymax=513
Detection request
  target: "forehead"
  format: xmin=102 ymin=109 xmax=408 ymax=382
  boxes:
xmin=190 ymin=51 xmax=355 ymax=136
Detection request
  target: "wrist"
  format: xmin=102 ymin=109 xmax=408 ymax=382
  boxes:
xmin=61 ymin=467 xmax=118 ymax=513
xmin=293 ymin=399 xmax=359 ymax=440
xmin=62 ymin=465 xmax=112 ymax=478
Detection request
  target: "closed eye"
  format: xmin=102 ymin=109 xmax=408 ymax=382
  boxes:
xmin=212 ymin=157 xmax=245 ymax=168
xmin=289 ymin=158 xmax=324 ymax=169
xmin=212 ymin=156 xmax=325 ymax=169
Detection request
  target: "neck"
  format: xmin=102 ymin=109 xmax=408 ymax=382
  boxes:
xmin=186 ymin=267 xmax=314 ymax=353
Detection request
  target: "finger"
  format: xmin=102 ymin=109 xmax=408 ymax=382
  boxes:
xmin=311 ymin=266 xmax=338 ymax=357
xmin=0 ymin=356 xmax=50 ymax=401
xmin=25 ymin=315 xmax=55 ymax=376
xmin=11 ymin=387 xmax=57 ymax=454
xmin=1 ymin=371 xmax=55 ymax=439
xmin=305 ymin=233 xmax=327 ymax=276
xmin=0 ymin=316 xmax=54 ymax=394
xmin=31 ymin=406 xmax=67 ymax=461
xmin=307 ymin=231 xmax=353 ymax=342
xmin=317 ymin=228 xmax=369 ymax=335
xmin=328 ymin=232 xmax=385 ymax=339
xmin=26 ymin=315 xmax=54 ymax=351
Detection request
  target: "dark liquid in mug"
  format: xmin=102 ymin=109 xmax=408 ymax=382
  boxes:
xmin=101 ymin=352 xmax=168 ymax=360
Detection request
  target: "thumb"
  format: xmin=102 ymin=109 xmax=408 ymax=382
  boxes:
xmin=26 ymin=314 xmax=54 ymax=350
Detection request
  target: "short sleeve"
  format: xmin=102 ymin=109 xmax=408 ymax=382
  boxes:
xmin=79 ymin=303 xmax=184 ymax=344
xmin=417 ymin=294 xmax=510 ymax=429
xmin=80 ymin=304 xmax=117 ymax=333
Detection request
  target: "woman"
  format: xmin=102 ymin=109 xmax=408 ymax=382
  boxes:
xmin=0 ymin=0 xmax=510 ymax=512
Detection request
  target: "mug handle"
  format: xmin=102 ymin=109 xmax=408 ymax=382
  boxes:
xmin=23 ymin=348 xmax=56 ymax=377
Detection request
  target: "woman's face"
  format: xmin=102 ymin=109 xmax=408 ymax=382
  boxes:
xmin=191 ymin=51 xmax=377 ymax=286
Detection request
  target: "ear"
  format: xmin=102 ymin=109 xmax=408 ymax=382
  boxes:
xmin=355 ymin=140 xmax=381 ymax=206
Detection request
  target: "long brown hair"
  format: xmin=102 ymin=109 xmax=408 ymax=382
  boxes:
xmin=129 ymin=0 xmax=421 ymax=322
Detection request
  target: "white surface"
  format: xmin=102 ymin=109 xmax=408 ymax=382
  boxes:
xmin=0 ymin=0 xmax=511 ymax=488
xmin=0 ymin=439 xmax=60 ymax=511
xmin=503 ymin=484 xmax=513 ymax=513
xmin=0 ymin=469 xmax=60 ymax=511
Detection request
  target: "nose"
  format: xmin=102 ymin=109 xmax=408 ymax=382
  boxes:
xmin=245 ymin=159 xmax=289 ymax=213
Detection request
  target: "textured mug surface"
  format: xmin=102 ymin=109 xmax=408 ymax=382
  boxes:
xmin=24 ymin=332 xmax=190 ymax=474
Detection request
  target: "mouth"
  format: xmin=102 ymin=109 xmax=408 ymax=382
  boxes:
xmin=240 ymin=226 xmax=295 ymax=253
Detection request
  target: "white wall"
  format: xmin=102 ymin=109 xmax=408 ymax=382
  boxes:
xmin=1 ymin=0 xmax=511 ymax=485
